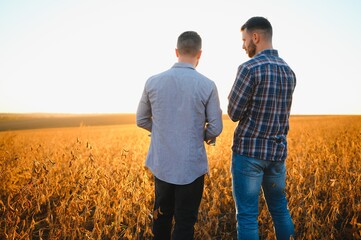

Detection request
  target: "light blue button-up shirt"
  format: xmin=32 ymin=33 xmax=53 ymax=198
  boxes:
xmin=136 ymin=62 xmax=223 ymax=185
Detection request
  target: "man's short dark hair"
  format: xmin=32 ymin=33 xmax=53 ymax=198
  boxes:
xmin=177 ymin=31 xmax=202 ymax=56
xmin=241 ymin=17 xmax=273 ymax=38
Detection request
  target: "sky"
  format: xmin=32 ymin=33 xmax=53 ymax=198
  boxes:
xmin=1 ymin=0 xmax=360 ymax=114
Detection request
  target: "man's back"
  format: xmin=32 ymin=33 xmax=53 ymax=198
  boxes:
xmin=137 ymin=62 xmax=222 ymax=184
xmin=228 ymin=49 xmax=296 ymax=161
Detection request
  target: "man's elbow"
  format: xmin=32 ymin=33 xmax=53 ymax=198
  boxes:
xmin=228 ymin=115 xmax=239 ymax=122
xmin=215 ymin=122 xmax=223 ymax=136
xmin=136 ymin=116 xmax=142 ymax=127
xmin=227 ymin=109 xmax=239 ymax=122
xmin=208 ymin=119 xmax=223 ymax=138
xmin=136 ymin=117 xmax=151 ymax=131
xmin=136 ymin=120 xmax=143 ymax=128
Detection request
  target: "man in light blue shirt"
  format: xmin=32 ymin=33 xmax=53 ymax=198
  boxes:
xmin=136 ymin=31 xmax=223 ymax=240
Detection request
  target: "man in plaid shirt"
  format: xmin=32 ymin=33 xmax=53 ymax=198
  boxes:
xmin=228 ymin=16 xmax=296 ymax=239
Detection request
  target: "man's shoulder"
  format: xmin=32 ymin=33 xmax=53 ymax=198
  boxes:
xmin=237 ymin=59 xmax=255 ymax=76
xmin=241 ymin=52 xmax=290 ymax=70
xmin=146 ymin=68 xmax=172 ymax=83
xmin=146 ymin=68 xmax=216 ymax=90
xmin=243 ymin=53 xmax=270 ymax=67
xmin=238 ymin=53 xmax=268 ymax=72
xmin=195 ymin=70 xmax=214 ymax=82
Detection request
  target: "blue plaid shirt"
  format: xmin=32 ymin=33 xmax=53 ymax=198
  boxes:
xmin=228 ymin=49 xmax=296 ymax=161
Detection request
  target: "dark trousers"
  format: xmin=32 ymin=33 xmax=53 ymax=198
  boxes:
xmin=152 ymin=175 xmax=205 ymax=240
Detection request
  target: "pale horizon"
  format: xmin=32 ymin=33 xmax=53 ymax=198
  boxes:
xmin=1 ymin=0 xmax=360 ymax=115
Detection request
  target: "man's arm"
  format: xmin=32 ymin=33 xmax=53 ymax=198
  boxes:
xmin=227 ymin=65 xmax=253 ymax=122
xmin=204 ymin=83 xmax=223 ymax=142
xmin=136 ymin=87 xmax=152 ymax=132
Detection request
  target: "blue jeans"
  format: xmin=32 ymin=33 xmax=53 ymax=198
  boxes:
xmin=231 ymin=153 xmax=295 ymax=240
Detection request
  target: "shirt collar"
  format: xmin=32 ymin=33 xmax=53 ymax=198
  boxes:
xmin=256 ymin=49 xmax=279 ymax=57
xmin=172 ymin=62 xmax=195 ymax=70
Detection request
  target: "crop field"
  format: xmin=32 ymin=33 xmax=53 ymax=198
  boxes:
xmin=0 ymin=115 xmax=360 ymax=239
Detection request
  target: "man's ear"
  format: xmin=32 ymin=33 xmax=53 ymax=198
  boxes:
xmin=175 ymin=48 xmax=180 ymax=57
xmin=252 ymin=32 xmax=260 ymax=44
xmin=197 ymin=50 xmax=202 ymax=59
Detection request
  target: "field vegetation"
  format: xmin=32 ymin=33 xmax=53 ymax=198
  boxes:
xmin=0 ymin=115 xmax=360 ymax=239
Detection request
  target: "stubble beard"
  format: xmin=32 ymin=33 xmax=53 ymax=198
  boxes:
xmin=247 ymin=40 xmax=257 ymax=58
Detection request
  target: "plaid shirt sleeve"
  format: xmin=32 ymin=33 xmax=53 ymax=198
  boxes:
xmin=227 ymin=64 xmax=254 ymax=122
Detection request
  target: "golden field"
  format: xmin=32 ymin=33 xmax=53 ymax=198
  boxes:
xmin=0 ymin=115 xmax=360 ymax=239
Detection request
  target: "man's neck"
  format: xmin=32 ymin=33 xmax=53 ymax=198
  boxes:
xmin=178 ymin=57 xmax=198 ymax=68
xmin=256 ymin=42 xmax=273 ymax=55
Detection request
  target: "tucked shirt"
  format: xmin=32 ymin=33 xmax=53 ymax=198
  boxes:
xmin=137 ymin=62 xmax=223 ymax=184
xmin=228 ymin=49 xmax=296 ymax=161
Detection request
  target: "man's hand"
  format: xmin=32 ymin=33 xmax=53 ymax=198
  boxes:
xmin=205 ymin=138 xmax=216 ymax=146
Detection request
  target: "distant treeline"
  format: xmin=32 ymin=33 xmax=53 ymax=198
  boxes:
xmin=0 ymin=113 xmax=136 ymax=131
